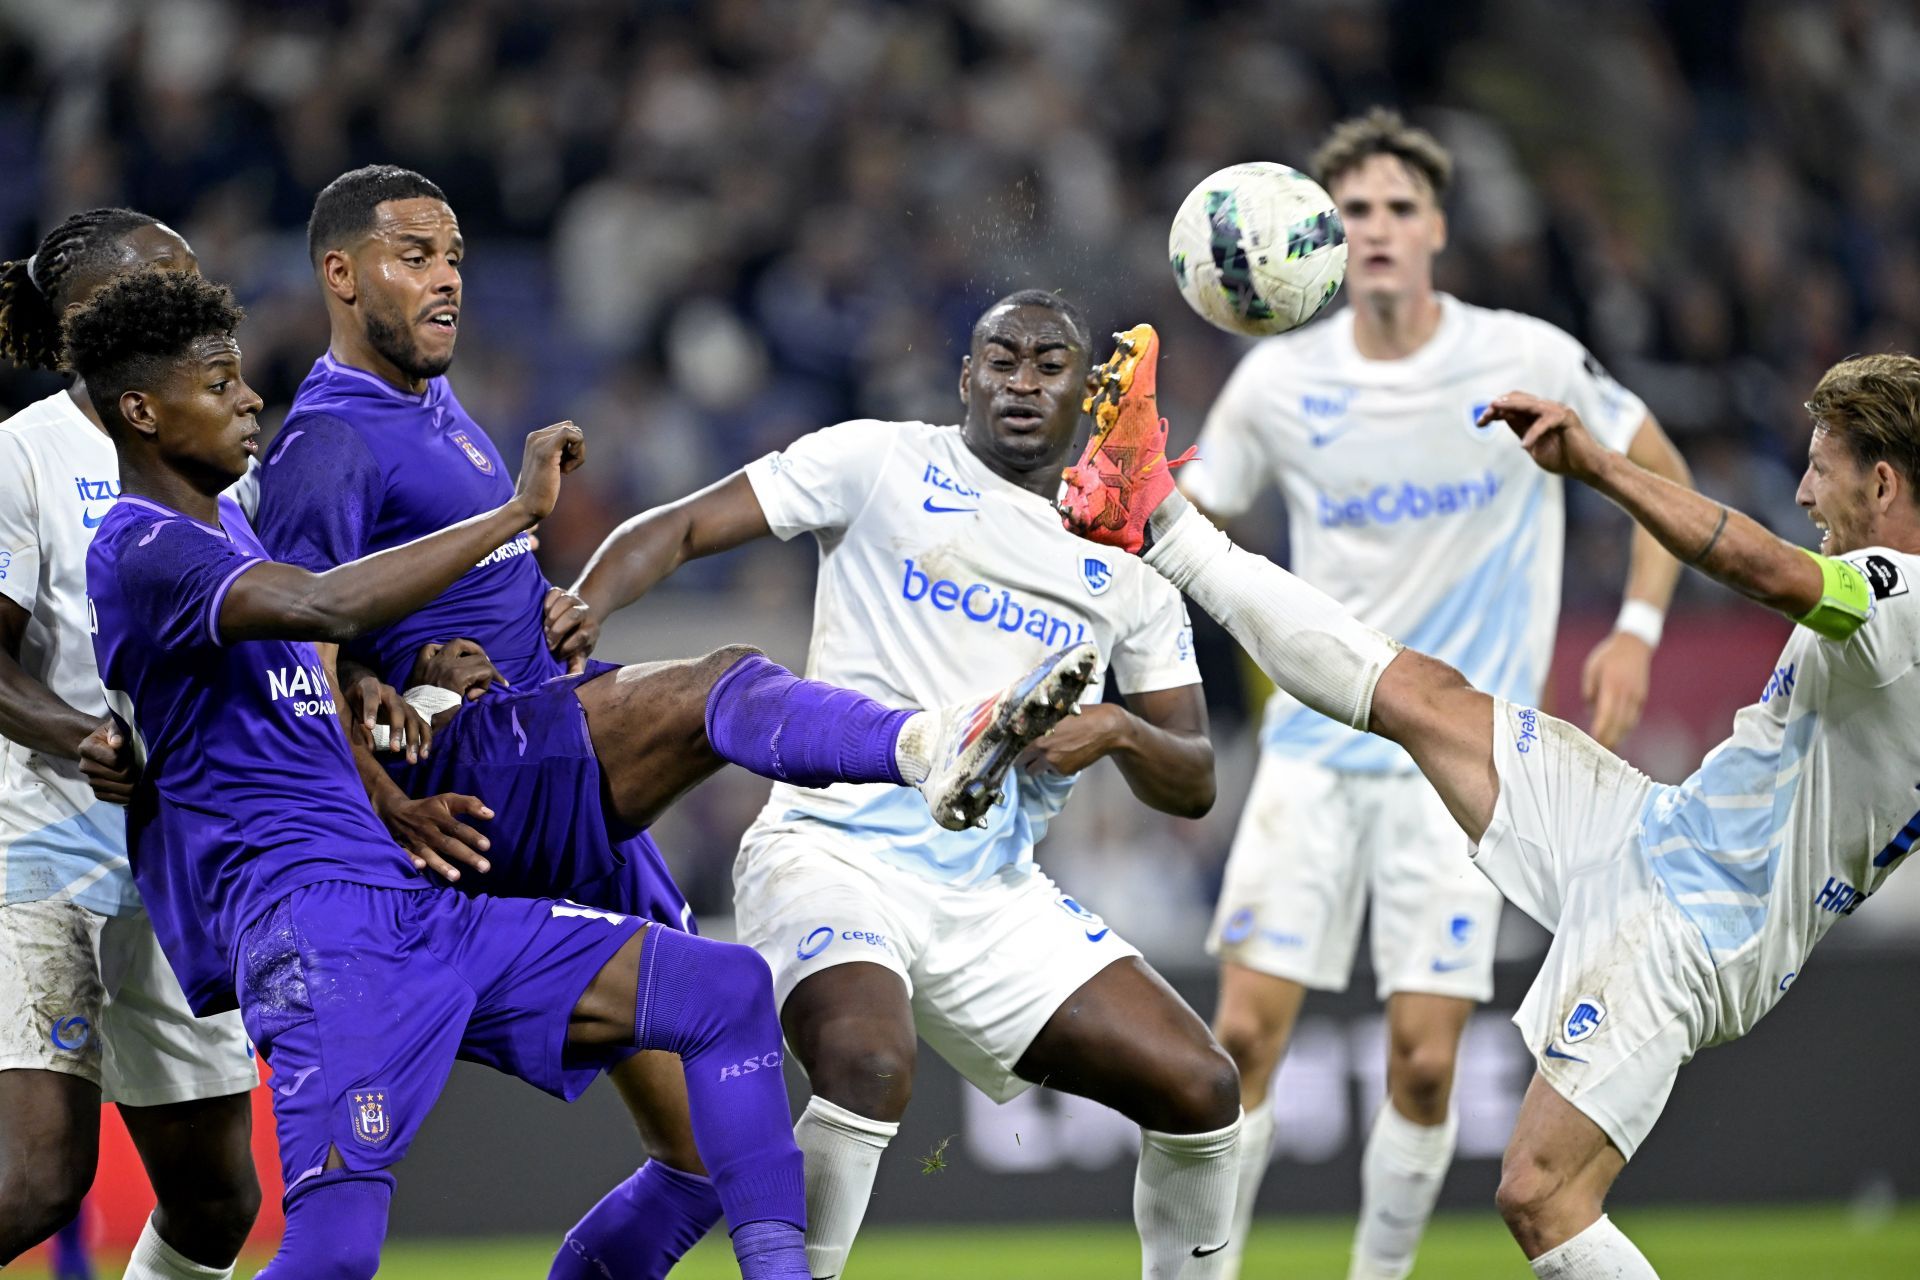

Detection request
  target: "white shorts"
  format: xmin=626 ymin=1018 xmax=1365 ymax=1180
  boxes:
xmin=1475 ymin=700 xmax=1718 ymax=1160
xmin=1205 ymin=753 xmax=1502 ymax=1001
xmin=0 ymin=899 xmax=258 ymax=1107
xmin=734 ymin=829 xmax=1141 ymax=1103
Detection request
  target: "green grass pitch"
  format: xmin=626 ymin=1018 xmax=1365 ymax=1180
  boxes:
xmin=19 ymin=1206 xmax=1918 ymax=1277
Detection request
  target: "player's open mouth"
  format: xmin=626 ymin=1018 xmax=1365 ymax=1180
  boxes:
xmin=241 ymin=430 xmax=260 ymax=454
xmin=424 ymin=309 xmax=458 ymax=333
xmin=1363 ymin=253 xmax=1394 ymax=269
xmin=998 ymin=404 xmax=1043 ymax=428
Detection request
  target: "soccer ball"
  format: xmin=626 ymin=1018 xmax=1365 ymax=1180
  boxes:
xmin=1168 ymin=162 xmax=1347 ymax=337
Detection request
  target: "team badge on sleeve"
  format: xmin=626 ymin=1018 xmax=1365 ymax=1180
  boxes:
xmin=1080 ymin=556 xmax=1113 ymax=596
xmin=448 ymin=430 xmax=495 ymax=475
xmin=1861 ymin=554 xmax=1908 ymax=601
xmin=351 ymin=1089 xmax=393 ymax=1145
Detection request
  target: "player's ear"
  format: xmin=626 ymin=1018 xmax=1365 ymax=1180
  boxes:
xmin=117 ymin=389 xmax=160 ymax=442
xmin=1872 ymin=459 xmax=1902 ymax=515
xmin=320 ymin=247 xmax=357 ymax=305
xmin=958 ymin=355 xmax=972 ymax=408
xmin=1430 ymin=207 xmax=1448 ymax=256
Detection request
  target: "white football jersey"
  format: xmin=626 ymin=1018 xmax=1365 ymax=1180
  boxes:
xmin=0 ymin=392 xmax=135 ymax=914
xmin=1639 ymin=547 xmax=1920 ymax=1042
xmin=743 ymin=419 xmax=1200 ymax=886
xmin=1181 ymin=295 xmax=1646 ymax=772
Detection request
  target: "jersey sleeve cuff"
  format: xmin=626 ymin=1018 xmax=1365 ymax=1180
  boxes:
xmin=205 ymin=557 xmax=266 ymax=647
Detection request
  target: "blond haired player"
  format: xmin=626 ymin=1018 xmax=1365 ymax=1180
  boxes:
xmin=1064 ymin=324 xmax=1920 ymax=1278
xmin=1176 ymin=110 xmax=1692 ymax=1279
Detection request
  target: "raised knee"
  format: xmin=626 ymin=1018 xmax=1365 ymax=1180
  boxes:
xmin=700 ymin=644 xmax=765 ymax=685
xmin=1495 ymin=1153 xmax=1562 ymax=1250
xmin=1156 ymin=1043 xmax=1243 ymax=1133
xmin=806 ymin=1041 xmax=916 ymax=1122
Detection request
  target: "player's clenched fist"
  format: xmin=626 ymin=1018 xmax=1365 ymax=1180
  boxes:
xmin=512 ymin=421 xmax=586 ymax=521
xmin=1478 ymin=392 xmax=1605 ymax=480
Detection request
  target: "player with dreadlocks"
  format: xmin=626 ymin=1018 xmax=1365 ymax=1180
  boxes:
xmin=0 ymin=212 xmax=262 ymax=1277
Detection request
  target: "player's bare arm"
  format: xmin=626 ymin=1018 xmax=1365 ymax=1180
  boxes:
xmin=1019 ymin=683 xmax=1215 ymax=818
xmin=542 ymin=585 xmax=598 ymax=672
xmin=1482 ymin=392 xmax=1826 ymax=619
xmin=0 ymin=595 xmax=101 ymax=759
xmin=215 ymin=422 xmax=583 ymax=643
xmin=570 ymin=471 xmax=773 ymax=618
xmin=1580 ymin=413 xmax=1691 ymax=747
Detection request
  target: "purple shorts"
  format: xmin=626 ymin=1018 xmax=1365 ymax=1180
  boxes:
xmin=237 ymin=881 xmax=642 ymax=1200
xmin=390 ymin=666 xmax=694 ymax=932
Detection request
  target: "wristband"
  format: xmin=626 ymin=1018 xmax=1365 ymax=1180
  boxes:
xmin=1613 ymin=599 xmax=1665 ymax=649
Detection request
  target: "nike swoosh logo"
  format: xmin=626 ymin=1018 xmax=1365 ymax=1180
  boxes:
xmin=1543 ymin=1045 xmax=1587 ymax=1063
xmin=82 ymin=507 xmax=110 ymax=528
xmin=1430 ymin=957 xmax=1474 ymax=973
xmin=922 ymin=498 xmax=979 ymax=514
xmin=1308 ymin=422 xmax=1358 ymax=448
xmin=1085 ymin=928 xmax=1110 ymax=942
xmin=275 ymin=1065 xmax=321 ymax=1097
xmin=1192 ymin=1242 xmax=1229 ymax=1257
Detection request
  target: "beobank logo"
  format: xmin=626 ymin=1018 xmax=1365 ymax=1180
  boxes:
xmin=1317 ymin=471 xmax=1500 ymax=529
xmin=899 ymin=560 xmax=1087 ymax=650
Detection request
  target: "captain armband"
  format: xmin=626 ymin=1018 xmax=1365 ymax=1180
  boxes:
xmin=1791 ymin=548 xmax=1872 ymax=640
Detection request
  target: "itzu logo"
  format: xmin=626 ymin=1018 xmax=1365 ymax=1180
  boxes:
xmin=351 ymin=1089 xmax=392 ymax=1145
xmin=1563 ymin=998 xmax=1607 ymax=1044
xmin=797 ymin=926 xmax=834 ymax=960
xmin=449 ymin=429 xmax=494 ymax=474
xmin=49 ymin=1014 xmax=91 ymax=1052
xmin=1080 ymin=556 xmax=1112 ymax=597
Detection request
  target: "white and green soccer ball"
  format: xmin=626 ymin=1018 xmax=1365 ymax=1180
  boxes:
xmin=1168 ymin=162 xmax=1347 ymax=337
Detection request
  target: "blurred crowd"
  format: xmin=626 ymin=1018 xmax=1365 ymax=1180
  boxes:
xmin=8 ymin=0 xmax=1920 ymax=937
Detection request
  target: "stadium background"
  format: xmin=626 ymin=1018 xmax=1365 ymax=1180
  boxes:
xmin=3 ymin=0 xmax=1917 ymax=1274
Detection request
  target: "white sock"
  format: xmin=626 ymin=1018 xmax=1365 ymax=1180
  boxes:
xmin=1349 ymin=1103 xmax=1458 ymax=1280
xmin=1530 ymin=1215 xmax=1659 ymax=1278
xmin=123 ymin=1215 xmax=233 ymax=1280
xmin=1135 ymin=1112 xmax=1243 ymax=1279
xmin=1218 ymin=1099 xmax=1275 ymax=1280
xmin=1144 ymin=501 xmax=1400 ymax=732
xmin=793 ymin=1095 xmax=899 ymax=1279
xmin=893 ymin=711 xmax=934 ymax=784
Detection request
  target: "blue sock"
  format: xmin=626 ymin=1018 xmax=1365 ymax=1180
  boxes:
xmin=548 ymin=1161 xmax=722 ymax=1280
xmin=732 ymin=1220 xmax=809 ymax=1280
xmin=631 ymin=925 xmax=806 ymax=1240
xmin=51 ymin=1212 xmax=91 ymax=1280
xmin=257 ymin=1171 xmax=392 ymax=1280
xmin=705 ymin=653 xmax=911 ymax=786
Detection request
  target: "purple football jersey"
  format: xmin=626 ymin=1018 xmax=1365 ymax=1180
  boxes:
xmin=86 ymin=494 xmax=422 ymax=1014
xmin=253 ymin=355 xmax=561 ymax=689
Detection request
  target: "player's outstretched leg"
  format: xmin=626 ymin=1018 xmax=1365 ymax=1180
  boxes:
xmin=1059 ymin=324 xmax=1502 ymax=844
xmin=1497 ymin=1074 xmax=1652 ymax=1278
xmin=1012 ymin=958 xmax=1243 ymax=1278
xmin=580 ymin=642 xmax=1098 ymax=833
xmin=571 ymin=924 xmax=809 ymax=1280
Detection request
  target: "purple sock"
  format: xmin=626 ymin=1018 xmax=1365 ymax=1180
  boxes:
xmin=732 ymin=1220 xmax=809 ymax=1280
xmin=631 ymin=925 xmax=806 ymax=1239
xmin=705 ymin=653 xmax=912 ymax=787
xmin=548 ymin=1161 xmax=723 ymax=1280
xmin=257 ymin=1171 xmax=392 ymax=1279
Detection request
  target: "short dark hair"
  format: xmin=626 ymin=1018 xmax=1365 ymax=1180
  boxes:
xmin=1312 ymin=107 xmax=1453 ymax=202
xmin=0 ymin=208 xmax=162 ymax=371
xmin=307 ymin=165 xmax=449 ymax=266
xmin=63 ymin=269 xmax=246 ymax=433
xmin=975 ymin=290 xmax=1093 ymax=354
